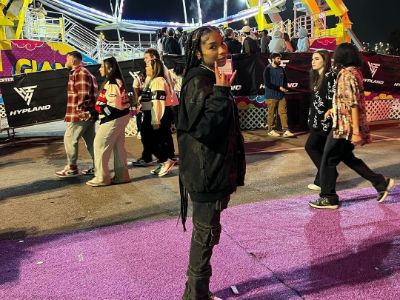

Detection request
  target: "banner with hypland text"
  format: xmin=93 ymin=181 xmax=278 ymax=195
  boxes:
xmin=0 ymin=61 xmax=136 ymax=128
xmin=0 ymin=40 xmax=97 ymax=105
xmin=1 ymin=53 xmax=399 ymax=127
xmin=164 ymin=52 xmax=400 ymax=97
xmin=0 ymin=69 xmax=69 ymax=127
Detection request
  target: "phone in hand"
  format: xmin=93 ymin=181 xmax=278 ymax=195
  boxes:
xmin=217 ymin=58 xmax=233 ymax=81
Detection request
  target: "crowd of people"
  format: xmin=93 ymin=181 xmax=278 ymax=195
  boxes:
xmin=54 ymin=25 xmax=395 ymax=299
xmin=156 ymin=25 xmax=310 ymax=57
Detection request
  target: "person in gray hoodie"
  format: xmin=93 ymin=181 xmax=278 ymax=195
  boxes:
xmin=269 ymin=30 xmax=287 ymax=53
xmin=296 ymin=27 xmax=310 ymax=52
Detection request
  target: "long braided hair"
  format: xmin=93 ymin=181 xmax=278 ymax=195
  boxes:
xmin=183 ymin=26 xmax=220 ymax=76
xmin=179 ymin=25 xmax=220 ymax=231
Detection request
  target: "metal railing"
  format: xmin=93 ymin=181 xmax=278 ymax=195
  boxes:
xmin=272 ymin=12 xmax=326 ymax=39
xmin=22 ymin=8 xmax=149 ymax=62
xmin=23 ymin=9 xmax=64 ymax=42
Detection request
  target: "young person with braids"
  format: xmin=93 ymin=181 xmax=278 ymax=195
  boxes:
xmin=177 ymin=26 xmax=246 ymax=300
xmin=86 ymin=57 xmax=130 ymax=187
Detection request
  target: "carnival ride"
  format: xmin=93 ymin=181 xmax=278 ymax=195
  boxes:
xmin=0 ymin=0 xmax=362 ymax=63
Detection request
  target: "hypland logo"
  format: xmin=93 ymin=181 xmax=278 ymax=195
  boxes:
xmin=364 ymin=78 xmax=384 ymax=85
xmin=367 ymin=62 xmax=380 ymax=78
xmin=394 ymin=83 xmax=400 ymax=87
xmin=10 ymin=85 xmax=51 ymax=116
xmin=268 ymin=59 xmax=290 ymax=68
xmin=14 ymin=85 xmax=37 ymax=106
xmin=259 ymin=82 xmax=298 ymax=89
xmin=231 ymin=85 xmax=242 ymax=91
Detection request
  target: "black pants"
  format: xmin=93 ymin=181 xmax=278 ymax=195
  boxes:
xmin=305 ymin=131 xmax=327 ymax=186
xmin=183 ymin=197 xmax=229 ymax=300
xmin=140 ymin=110 xmax=155 ymax=162
xmin=141 ymin=108 xmax=174 ymax=163
xmin=164 ymin=107 xmax=175 ymax=159
xmin=320 ymin=131 xmax=386 ymax=200
xmin=136 ymin=111 xmax=143 ymax=132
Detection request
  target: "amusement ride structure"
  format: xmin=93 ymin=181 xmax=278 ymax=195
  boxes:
xmin=0 ymin=0 xmax=362 ymax=62
xmin=1 ymin=1 xmax=399 ymax=140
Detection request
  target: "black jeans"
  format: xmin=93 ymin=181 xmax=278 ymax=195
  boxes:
xmin=140 ymin=110 xmax=155 ymax=162
xmin=164 ymin=107 xmax=175 ymax=159
xmin=136 ymin=111 xmax=143 ymax=132
xmin=305 ymin=131 xmax=327 ymax=186
xmin=183 ymin=197 xmax=229 ymax=300
xmin=320 ymin=131 xmax=386 ymax=200
xmin=141 ymin=108 xmax=174 ymax=163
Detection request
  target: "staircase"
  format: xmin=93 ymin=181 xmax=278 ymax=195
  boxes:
xmin=273 ymin=12 xmax=326 ymax=39
xmin=22 ymin=8 xmax=147 ymax=62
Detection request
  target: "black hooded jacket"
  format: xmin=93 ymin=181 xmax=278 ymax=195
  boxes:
xmin=177 ymin=65 xmax=246 ymax=202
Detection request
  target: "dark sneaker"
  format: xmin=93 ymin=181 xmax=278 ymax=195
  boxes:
xmin=377 ymin=178 xmax=395 ymax=203
xmin=130 ymin=158 xmax=151 ymax=167
xmin=309 ymin=197 xmax=339 ymax=209
xmin=81 ymin=167 xmax=95 ymax=176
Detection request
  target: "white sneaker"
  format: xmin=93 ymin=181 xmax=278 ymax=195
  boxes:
xmin=267 ymin=130 xmax=281 ymax=137
xmin=307 ymin=183 xmax=321 ymax=191
xmin=282 ymin=130 xmax=295 ymax=138
xmin=158 ymin=159 xmax=175 ymax=177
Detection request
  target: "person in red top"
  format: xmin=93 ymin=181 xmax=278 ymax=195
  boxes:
xmin=56 ymin=51 xmax=98 ymax=178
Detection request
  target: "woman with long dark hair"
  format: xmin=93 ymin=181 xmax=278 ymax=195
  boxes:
xmin=309 ymin=43 xmax=394 ymax=208
xmin=177 ymin=26 xmax=246 ymax=299
xmin=305 ymin=50 xmax=335 ymax=191
xmin=140 ymin=58 xmax=175 ymax=177
xmin=86 ymin=56 xmax=131 ymax=187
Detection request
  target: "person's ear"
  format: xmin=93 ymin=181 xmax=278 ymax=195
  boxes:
xmin=196 ymin=51 xmax=201 ymax=60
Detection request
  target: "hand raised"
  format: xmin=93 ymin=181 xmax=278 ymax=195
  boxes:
xmin=214 ymin=62 xmax=237 ymax=87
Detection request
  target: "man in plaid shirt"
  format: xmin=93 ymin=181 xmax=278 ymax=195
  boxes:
xmin=56 ymin=51 xmax=98 ymax=178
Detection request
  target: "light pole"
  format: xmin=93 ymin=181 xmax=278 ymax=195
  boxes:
xmin=197 ymin=0 xmax=202 ymax=25
xmin=182 ymin=0 xmax=188 ymax=24
xmin=224 ymin=0 xmax=228 ymax=19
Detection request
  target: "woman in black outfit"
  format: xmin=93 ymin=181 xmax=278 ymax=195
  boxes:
xmin=305 ymin=50 xmax=336 ymax=191
xmin=177 ymin=26 xmax=246 ymax=300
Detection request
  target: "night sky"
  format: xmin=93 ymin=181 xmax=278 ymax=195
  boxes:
xmin=82 ymin=0 xmax=399 ymax=43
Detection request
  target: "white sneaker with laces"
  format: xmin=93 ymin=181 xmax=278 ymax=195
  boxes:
xmin=158 ymin=159 xmax=175 ymax=177
xmin=267 ymin=130 xmax=281 ymax=137
xmin=282 ymin=130 xmax=295 ymax=138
